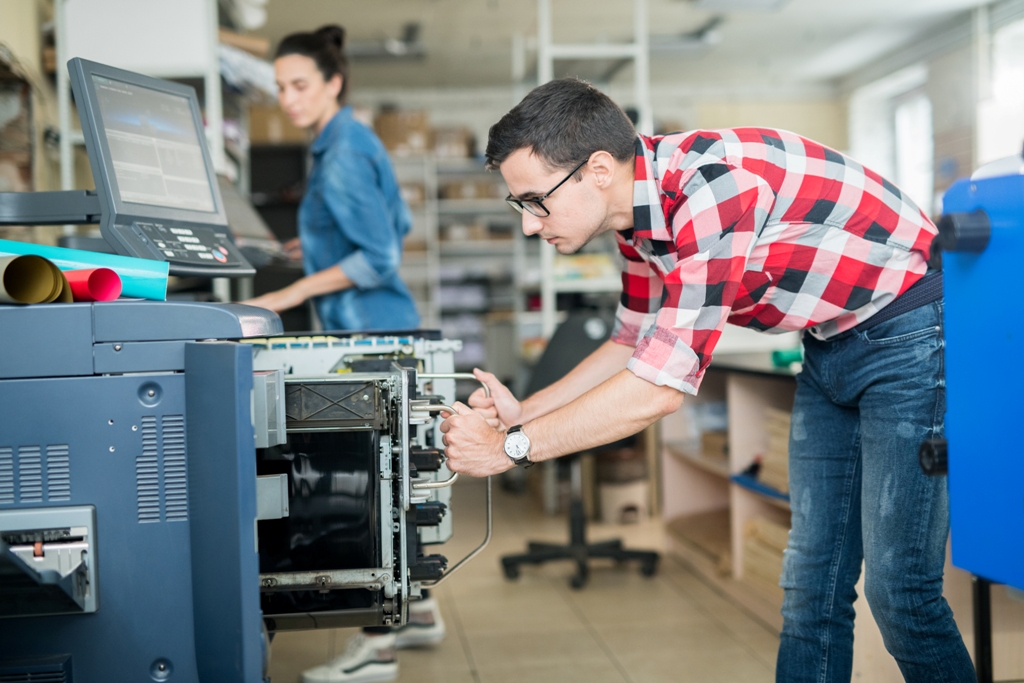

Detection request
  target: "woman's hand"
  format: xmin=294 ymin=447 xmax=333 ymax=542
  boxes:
xmin=468 ymin=368 xmax=523 ymax=429
xmin=241 ymin=284 xmax=306 ymax=313
xmin=281 ymin=237 xmax=303 ymax=261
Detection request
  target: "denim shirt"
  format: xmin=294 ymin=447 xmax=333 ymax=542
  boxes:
xmin=299 ymin=106 xmax=420 ymax=331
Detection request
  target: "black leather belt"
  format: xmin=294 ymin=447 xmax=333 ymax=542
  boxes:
xmin=854 ymin=270 xmax=943 ymax=333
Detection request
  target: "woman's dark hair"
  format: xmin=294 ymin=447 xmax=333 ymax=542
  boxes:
xmin=275 ymin=25 xmax=349 ymax=103
xmin=485 ymin=78 xmax=637 ymax=173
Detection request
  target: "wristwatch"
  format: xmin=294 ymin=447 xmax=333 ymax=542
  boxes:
xmin=503 ymin=425 xmax=533 ymax=468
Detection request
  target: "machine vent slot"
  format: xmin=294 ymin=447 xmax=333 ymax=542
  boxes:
xmin=17 ymin=446 xmax=42 ymax=503
xmin=0 ymin=674 xmax=68 ymax=682
xmin=0 ymin=447 xmax=12 ymax=505
xmin=46 ymin=444 xmax=71 ymax=502
xmin=162 ymin=415 xmax=188 ymax=521
xmin=0 ymin=653 xmax=72 ymax=681
xmin=137 ymin=416 xmax=160 ymax=523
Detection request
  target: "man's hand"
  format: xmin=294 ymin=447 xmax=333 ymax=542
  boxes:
xmin=468 ymin=368 xmax=523 ymax=429
xmin=440 ymin=402 xmax=514 ymax=477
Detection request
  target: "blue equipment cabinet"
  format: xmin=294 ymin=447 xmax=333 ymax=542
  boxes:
xmin=0 ymin=301 xmax=280 ymax=682
xmin=939 ymin=156 xmax=1024 ymax=591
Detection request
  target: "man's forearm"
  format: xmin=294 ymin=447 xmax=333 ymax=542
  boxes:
xmin=520 ymin=340 xmax=636 ymax=422
xmin=525 ymin=368 xmax=684 ymax=462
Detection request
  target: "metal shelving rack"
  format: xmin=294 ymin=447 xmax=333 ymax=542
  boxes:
xmin=536 ymin=0 xmax=652 ymax=339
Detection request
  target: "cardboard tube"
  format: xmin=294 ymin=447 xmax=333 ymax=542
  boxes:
xmin=54 ymin=269 xmax=73 ymax=303
xmin=64 ymin=268 xmax=122 ymax=302
xmin=43 ymin=260 xmax=73 ymax=303
xmin=0 ymin=239 xmax=169 ymax=301
xmin=0 ymin=254 xmax=60 ymax=304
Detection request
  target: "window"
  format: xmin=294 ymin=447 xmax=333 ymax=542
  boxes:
xmin=848 ymin=64 xmax=935 ymax=214
xmin=977 ymin=18 xmax=1024 ymax=165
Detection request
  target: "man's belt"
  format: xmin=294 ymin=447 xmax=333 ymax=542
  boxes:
xmin=854 ymin=270 xmax=943 ymax=333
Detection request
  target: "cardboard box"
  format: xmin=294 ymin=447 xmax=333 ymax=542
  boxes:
xmin=374 ymin=110 xmax=430 ymax=156
xmin=433 ymin=126 xmax=475 ymax=158
xmin=701 ymin=430 xmax=729 ymax=460
xmin=249 ymin=105 xmax=307 ymax=144
xmin=439 ymin=180 xmax=500 ymax=200
xmin=399 ymin=183 xmax=426 ymax=206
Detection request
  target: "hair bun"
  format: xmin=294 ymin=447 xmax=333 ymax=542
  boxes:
xmin=316 ymin=24 xmax=345 ymax=51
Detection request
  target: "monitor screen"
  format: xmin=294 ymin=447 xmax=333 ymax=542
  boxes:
xmin=91 ymin=75 xmax=216 ymax=213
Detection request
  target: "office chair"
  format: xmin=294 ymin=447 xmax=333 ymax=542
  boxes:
xmin=500 ymin=310 xmax=660 ymax=589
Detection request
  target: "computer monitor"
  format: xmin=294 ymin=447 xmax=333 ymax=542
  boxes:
xmin=68 ymin=58 xmax=254 ymax=277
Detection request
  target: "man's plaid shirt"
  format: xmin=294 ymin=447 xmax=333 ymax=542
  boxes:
xmin=611 ymin=128 xmax=936 ymax=395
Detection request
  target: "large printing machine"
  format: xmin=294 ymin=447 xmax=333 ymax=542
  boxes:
xmin=922 ymin=150 xmax=1024 ymax=683
xmin=0 ymin=58 xmax=488 ymax=682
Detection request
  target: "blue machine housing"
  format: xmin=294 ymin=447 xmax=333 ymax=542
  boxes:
xmin=0 ymin=301 xmax=280 ymax=682
xmin=942 ymin=170 xmax=1024 ymax=591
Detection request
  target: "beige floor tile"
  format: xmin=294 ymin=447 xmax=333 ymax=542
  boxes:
xmin=594 ymin=621 xmax=738 ymax=659
xmin=267 ymin=628 xmax=336 ymax=683
xmin=478 ymin=660 xmax=627 ymax=683
xmin=615 ymin=652 xmax=720 ymax=683
xmin=705 ymin=655 xmax=774 ymax=683
xmin=564 ymin=575 xmax=706 ymax=627
xmin=469 ymin=627 xmax=611 ymax=671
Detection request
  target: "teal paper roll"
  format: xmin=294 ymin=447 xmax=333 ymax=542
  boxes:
xmin=0 ymin=239 xmax=168 ymax=301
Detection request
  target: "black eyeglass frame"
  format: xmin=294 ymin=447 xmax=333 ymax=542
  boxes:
xmin=505 ymin=157 xmax=589 ymax=217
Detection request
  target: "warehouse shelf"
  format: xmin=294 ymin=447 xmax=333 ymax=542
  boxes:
xmin=437 ymin=198 xmax=511 ymax=214
xmin=665 ymin=442 xmax=732 ymax=480
xmin=438 ymin=239 xmax=516 ymax=256
xmin=552 ymin=276 xmax=622 ymax=294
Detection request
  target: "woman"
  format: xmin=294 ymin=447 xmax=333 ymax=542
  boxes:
xmin=247 ymin=26 xmax=439 ymax=683
xmin=244 ymin=25 xmax=420 ymax=333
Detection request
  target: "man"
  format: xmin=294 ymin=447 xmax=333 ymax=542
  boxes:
xmin=440 ymin=78 xmax=974 ymax=683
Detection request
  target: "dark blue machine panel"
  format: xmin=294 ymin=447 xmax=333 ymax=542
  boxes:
xmin=942 ymin=173 xmax=1024 ymax=590
xmin=0 ymin=372 xmax=201 ymax=679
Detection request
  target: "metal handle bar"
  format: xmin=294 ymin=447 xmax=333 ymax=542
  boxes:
xmin=418 ymin=373 xmax=491 ymax=398
xmin=411 ymin=472 xmax=459 ymax=490
xmin=421 ymin=476 xmax=491 ymax=588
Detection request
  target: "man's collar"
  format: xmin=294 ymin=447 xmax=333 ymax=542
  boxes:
xmin=311 ymin=106 xmax=352 ymax=155
xmin=632 ymin=135 xmax=671 ymax=243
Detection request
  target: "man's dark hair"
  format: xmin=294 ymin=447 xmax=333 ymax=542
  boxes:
xmin=485 ymin=78 xmax=637 ymax=174
xmin=276 ymin=25 xmax=350 ymax=103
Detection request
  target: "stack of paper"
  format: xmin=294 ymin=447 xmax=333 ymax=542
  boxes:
xmin=760 ymin=407 xmax=791 ymax=493
xmin=742 ymin=516 xmax=790 ymax=604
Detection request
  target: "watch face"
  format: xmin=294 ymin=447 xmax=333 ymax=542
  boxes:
xmin=504 ymin=432 xmax=530 ymax=460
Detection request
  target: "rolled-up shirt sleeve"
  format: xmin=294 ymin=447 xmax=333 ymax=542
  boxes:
xmin=322 ymin=151 xmax=402 ymax=289
xmin=626 ymin=164 xmax=775 ymax=395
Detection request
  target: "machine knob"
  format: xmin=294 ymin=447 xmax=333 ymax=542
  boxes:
xmin=937 ymin=210 xmax=990 ymax=253
xmin=918 ymin=438 xmax=948 ymax=476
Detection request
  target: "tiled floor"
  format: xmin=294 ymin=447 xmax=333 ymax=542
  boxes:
xmin=268 ymin=477 xmax=779 ymax=683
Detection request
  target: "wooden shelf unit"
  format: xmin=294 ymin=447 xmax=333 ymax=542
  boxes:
xmin=659 ymin=353 xmax=1024 ymax=680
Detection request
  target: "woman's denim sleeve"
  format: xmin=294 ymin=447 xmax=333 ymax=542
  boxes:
xmin=321 ymin=151 xmax=402 ymax=289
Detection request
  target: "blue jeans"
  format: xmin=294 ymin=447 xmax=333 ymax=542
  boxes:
xmin=775 ymin=300 xmax=975 ymax=683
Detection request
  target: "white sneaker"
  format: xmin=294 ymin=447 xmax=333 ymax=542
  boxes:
xmin=394 ymin=597 xmax=446 ymax=648
xmin=301 ymin=632 xmax=398 ymax=683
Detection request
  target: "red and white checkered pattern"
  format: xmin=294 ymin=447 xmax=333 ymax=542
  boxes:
xmin=612 ymin=128 xmax=935 ymax=394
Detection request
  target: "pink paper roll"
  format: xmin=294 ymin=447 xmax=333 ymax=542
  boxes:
xmin=64 ymin=268 xmax=122 ymax=302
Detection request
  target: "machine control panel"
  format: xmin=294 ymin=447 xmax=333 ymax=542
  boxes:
xmin=116 ymin=222 xmax=245 ymax=267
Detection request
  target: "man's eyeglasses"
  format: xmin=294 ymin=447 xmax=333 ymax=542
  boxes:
xmin=505 ymin=157 xmax=589 ymax=218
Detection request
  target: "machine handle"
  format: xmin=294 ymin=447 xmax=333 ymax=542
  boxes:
xmin=420 ymin=476 xmax=492 ymax=588
xmin=937 ymin=210 xmax=990 ymax=253
xmin=418 ymin=373 xmax=491 ymax=398
xmin=412 ymin=472 xmax=459 ymax=490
